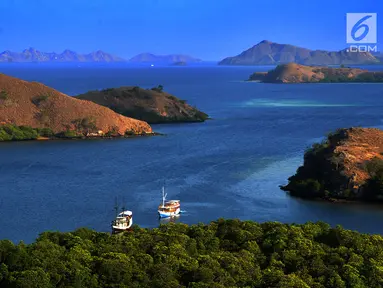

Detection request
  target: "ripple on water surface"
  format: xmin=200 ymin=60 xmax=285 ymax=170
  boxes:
xmin=241 ymin=98 xmax=361 ymax=108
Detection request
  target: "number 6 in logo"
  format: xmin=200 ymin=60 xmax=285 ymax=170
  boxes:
xmin=351 ymin=15 xmax=371 ymax=41
xmin=346 ymin=13 xmax=377 ymax=44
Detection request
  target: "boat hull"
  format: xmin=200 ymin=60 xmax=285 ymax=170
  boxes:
xmin=112 ymin=227 xmax=131 ymax=234
xmin=158 ymin=208 xmax=181 ymax=218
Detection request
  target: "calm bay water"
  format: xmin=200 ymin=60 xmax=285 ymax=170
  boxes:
xmin=1 ymin=63 xmax=383 ymax=243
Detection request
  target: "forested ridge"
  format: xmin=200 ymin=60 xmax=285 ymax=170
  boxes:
xmin=1 ymin=219 xmax=383 ymax=287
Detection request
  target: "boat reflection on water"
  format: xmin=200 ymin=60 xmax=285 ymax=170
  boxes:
xmin=159 ymin=214 xmax=181 ymax=225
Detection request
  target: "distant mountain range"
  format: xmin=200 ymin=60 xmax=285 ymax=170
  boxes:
xmin=219 ymin=40 xmax=380 ymax=66
xmin=129 ymin=53 xmax=201 ymax=64
xmin=4 ymin=43 xmax=377 ymax=65
xmin=0 ymin=48 xmax=126 ymax=63
xmin=0 ymin=48 xmax=203 ymax=64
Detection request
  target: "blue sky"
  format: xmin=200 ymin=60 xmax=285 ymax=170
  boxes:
xmin=0 ymin=0 xmax=381 ymax=60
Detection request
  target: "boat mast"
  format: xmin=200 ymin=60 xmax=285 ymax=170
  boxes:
xmin=162 ymin=186 xmax=167 ymax=208
xmin=114 ymin=197 xmax=119 ymax=219
xmin=122 ymin=196 xmax=126 ymax=214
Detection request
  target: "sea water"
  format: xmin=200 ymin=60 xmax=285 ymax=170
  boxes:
xmin=1 ymin=63 xmax=383 ymax=243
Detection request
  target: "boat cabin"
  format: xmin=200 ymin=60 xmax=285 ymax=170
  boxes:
xmin=112 ymin=210 xmax=133 ymax=234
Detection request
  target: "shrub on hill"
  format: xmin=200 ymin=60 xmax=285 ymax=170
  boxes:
xmin=71 ymin=117 xmax=97 ymax=136
xmin=31 ymin=94 xmax=50 ymax=106
xmin=0 ymin=90 xmax=8 ymax=100
xmin=55 ymin=129 xmax=81 ymax=139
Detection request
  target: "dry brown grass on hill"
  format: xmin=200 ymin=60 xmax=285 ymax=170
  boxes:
xmin=248 ymin=63 xmax=375 ymax=83
xmin=0 ymin=73 xmax=152 ymax=135
xmin=269 ymin=63 xmax=368 ymax=83
xmin=332 ymin=128 xmax=383 ymax=184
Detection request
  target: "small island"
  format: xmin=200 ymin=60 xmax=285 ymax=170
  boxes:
xmin=281 ymin=127 xmax=383 ymax=202
xmin=76 ymin=85 xmax=209 ymax=124
xmin=172 ymin=61 xmax=187 ymax=66
xmin=248 ymin=63 xmax=383 ymax=83
xmin=0 ymin=73 xmax=153 ymax=142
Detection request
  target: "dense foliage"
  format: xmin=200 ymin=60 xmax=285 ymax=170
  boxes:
xmin=280 ymin=138 xmax=342 ymax=199
xmin=71 ymin=117 xmax=97 ymax=136
xmin=54 ymin=129 xmax=82 ymax=139
xmin=0 ymin=124 xmax=82 ymax=141
xmin=1 ymin=219 xmax=383 ymax=287
xmin=363 ymin=157 xmax=383 ymax=200
xmin=0 ymin=125 xmax=54 ymax=141
xmin=0 ymin=123 xmax=148 ymax=142
xmin=281 ymin=130 xmax=383 ymax=201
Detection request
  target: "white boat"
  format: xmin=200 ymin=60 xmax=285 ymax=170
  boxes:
xmin=111 ymin=210 xmax=133 ymax=234
xmin=158 ymin=186 xmax=180 ymax=218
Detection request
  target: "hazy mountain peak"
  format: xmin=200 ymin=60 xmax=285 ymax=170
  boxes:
xmin=219 ymin=41 xmax=380 ymax=66
xmin=23 ymin=47 xmax=37 ymax=53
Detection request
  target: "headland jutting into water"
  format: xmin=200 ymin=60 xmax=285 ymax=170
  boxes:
xmin=0 ymin=73 xmax=208 ymax=141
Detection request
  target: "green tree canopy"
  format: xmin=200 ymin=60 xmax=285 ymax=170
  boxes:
xmin=0 ymin=220 xmax=381 ymax=287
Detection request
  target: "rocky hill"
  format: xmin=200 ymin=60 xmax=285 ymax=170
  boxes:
xmin=281 ymin=127 xmax=383 ymax=202
xmin=76 ymin=86 xmax=208 ymax=124
xmin=0 ymin=73 xmax=152 ymax=135
xmin=219 ymin=40 xmax=379 ymax=66
xmin=0 ymin=48 xmax=126 ymax=63
xmin=248 ymin=63 xmax=383 ymax=83
xmin=129 ymin=53 xmax=201 ymax=64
